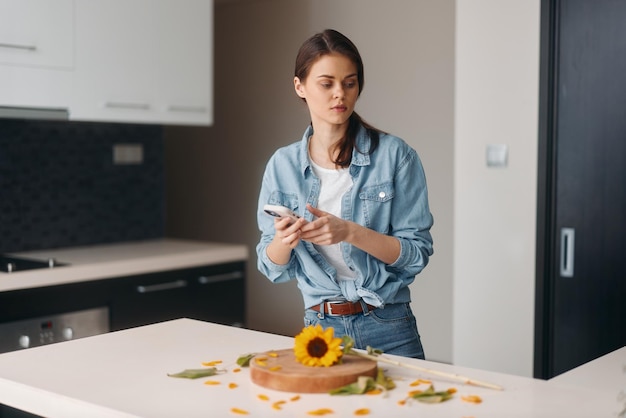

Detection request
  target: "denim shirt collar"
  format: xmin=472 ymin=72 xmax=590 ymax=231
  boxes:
xmin=298 ymin=124 xmax=372 ymax=176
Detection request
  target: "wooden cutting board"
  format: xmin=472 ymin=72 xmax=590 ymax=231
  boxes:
xmin=250 ymin=349 xmax=377 ymax=393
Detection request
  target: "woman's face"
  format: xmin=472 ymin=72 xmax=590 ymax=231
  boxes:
xmin=294 ymin=53 xmax=359 ymax=131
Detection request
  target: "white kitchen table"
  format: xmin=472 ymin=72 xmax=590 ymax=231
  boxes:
xmin=0 ymin=319 xmax=623 ymax=418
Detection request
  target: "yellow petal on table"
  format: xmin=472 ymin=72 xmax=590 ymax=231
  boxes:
xmin=230 ymin=407 xmax=249 ymax=415
xmin=204 ymin=380 xmax=220 ymax=385
xmin=228 ymin=383 xmax=238 ymax=389
xmin=257 ymin=394 xmax=270 ymax=401
xmin=272 ymin=400 xmax=287 ymax=410
xmin=461 ymin=395 xmax=483 ymax=403
xmin=410 ymin=378 xmax=432 ymax=386
xmin=202 ymin=360 xmax=223 ymax=367
xmin=365 ymin=389 xmax=382 ymax=395
xmin=307 ymin=408 xmax=334 ymax=416
xmin=354 ymin=408 xmax=370 ymax=415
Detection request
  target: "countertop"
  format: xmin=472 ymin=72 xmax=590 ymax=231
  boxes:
xmin=0 ymin=239 xmax=248 ymax=293
xmin=0 ymin=318 xmax=623 ymax=418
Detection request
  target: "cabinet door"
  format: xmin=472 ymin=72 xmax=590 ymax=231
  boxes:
xmin=535 ymin=0 xmax=626 ymax=379
xmin=0 ymin=0 xmax=73 ymax=69
xmin=110 ymin=263 xmax=245 ymax=331
xmin=0 ymin=0 xmax=73 ymax=110
xmin=72 ymin=0 xmax=158 ymax=124
xmin=72 ymin=0 xmax=212 ymax=125
xmin=154 ymin=0 xmax=213 ymax=125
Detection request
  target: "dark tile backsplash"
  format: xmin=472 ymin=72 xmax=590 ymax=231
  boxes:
xmin=0 ymin=119 xmax=165 ymax=253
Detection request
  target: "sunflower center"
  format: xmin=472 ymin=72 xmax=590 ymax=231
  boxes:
xmin=306 ymin=337 xmax=329 ymax=358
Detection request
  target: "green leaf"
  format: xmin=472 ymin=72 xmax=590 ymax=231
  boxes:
xmin=167 ymin=367 xmax=218 ymax=379
xmin=329 ymin=376 xmax=376 ymax=395
xmin=375 ymin=368 xmax=396 ymax=390
xmin=410 ymin=385 xmax=454 ymax=403
xmin=341 ymin=335 xmax=355 ymax=354
xmin=329 ymin=370 xmax=396 ymax=395
xmin=236 ymin=353 xmax=256 ymax=367
xmin=366 ymin=345 xmax=384 ymax=356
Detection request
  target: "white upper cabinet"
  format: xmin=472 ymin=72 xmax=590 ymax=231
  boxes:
xmin=72 ymin=0 xmax=213 ymax=126
xmin=0 ymin=0 xmax=213 ymax=126
xmin=0 ymin=0 xmax=73 ymax=112
xmin=154 ymin=1 xmax=212 ymax=125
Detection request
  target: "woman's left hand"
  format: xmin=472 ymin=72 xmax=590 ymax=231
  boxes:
xmin=300 ymin=204 xmax=353 ymax=245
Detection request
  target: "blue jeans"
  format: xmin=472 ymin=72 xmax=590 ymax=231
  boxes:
xmin=303 ymin=302 xmax=425 ymax=359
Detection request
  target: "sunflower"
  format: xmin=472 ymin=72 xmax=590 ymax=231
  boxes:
xmin=294 ymin=324 xmax=343 ymax=367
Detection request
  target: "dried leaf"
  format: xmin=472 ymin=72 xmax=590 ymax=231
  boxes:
xmin=167 ymin=367 xmax=218 ymax=379
xmin=330 ymin=376 xmax=376 ymax=395
xmin=410 ymin=385 xmax=454 ymax=403
xmin=330 ymin=370 xmax=395 ymax=395
xmin=375 ymin=368 xmax=396 ymax=390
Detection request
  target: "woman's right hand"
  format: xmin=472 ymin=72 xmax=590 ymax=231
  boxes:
xmin=266 ymin=217 xmax=307 ymax=264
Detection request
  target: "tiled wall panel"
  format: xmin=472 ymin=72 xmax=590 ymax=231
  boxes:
xmin=0 ymin=119 xmax=164 ymax=253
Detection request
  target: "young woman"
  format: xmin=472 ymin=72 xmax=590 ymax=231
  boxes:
xmin=256 ymin=29 xmax=434 ymax=359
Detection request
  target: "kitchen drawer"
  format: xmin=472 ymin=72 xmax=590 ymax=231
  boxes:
xmin=109 ymin=262 xmax=245 ymax=331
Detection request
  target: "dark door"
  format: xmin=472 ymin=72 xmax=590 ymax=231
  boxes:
xmin=535 ymin=0 xmax=626 ymax=379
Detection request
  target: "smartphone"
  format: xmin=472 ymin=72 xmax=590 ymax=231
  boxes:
xmin=263 ymin=204 xmax=302 ymax=223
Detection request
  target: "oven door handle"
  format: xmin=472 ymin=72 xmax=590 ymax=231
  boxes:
xmin=136 ymin=279 xmax=187 ymax=294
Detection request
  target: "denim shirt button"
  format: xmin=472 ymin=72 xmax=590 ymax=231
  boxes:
xmin=379 ymin=191 xmax=386 ymax=198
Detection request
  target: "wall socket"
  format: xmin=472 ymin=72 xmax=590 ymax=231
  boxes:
xmin=113 ymin=143 xmax=144 ymax=165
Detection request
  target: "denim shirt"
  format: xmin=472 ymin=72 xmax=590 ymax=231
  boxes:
xmin=256 ymin=124 xmax=434 ymax=309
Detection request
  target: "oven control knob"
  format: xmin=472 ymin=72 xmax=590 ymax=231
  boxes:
xmin=62 ymin=327 xmax=74 ymax=340
xmin=19 ymin=335 xmax=30 ymax=349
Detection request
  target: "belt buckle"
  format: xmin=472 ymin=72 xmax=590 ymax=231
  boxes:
xmin=326 ymin=300 xmax=344 ymax=316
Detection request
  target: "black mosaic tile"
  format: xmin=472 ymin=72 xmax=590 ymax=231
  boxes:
xmin=0 ymin=119 xmax=164 ymax=253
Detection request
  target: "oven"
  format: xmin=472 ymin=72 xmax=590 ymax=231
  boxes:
xmin=0 ymin=254 xmax=110 ymax=354
xmin=0 ymin=307 xmax=109 ymax=353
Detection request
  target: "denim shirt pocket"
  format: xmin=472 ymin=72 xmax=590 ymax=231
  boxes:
xmin=268 ymin=191 xmax=300 ymax=213
xmin=358 ymin=182 xmax=394 ymax=232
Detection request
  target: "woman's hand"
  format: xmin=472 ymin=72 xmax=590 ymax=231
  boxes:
xmin=300 ymin=204 xmax=352 ymax=245
xmin=274 ymin=217 xmax=306 ymax=248
xmin=266 ymin=217 xmax=306 ymax=265
xmin=302 ymin=203 xmax=401 ymax=264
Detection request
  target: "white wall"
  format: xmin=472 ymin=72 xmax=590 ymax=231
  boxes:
xmin=165 ymin=0 xmax=541 ymax=376
xmin=453 ymin=0 xmax=540 ymax=376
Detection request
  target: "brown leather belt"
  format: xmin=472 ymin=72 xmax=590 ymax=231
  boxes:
xmin=310 ymin=300 xmax=376 ymax=316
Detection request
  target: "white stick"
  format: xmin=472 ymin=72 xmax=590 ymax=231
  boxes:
xmin=349 ymin=351 xmax=504 ymax=391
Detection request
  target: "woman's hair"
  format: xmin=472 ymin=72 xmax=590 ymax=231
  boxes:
xmin=295 ymin=29 xmax=381 ymax=167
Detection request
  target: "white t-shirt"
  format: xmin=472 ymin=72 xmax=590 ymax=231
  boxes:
xmin=310 ymin=159 xmax=356 ymax=281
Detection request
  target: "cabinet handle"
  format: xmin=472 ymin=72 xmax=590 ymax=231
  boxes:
xmin=136 ymin=280 xmax=187 ymax=293
xmin=105 ymin=102 xmax=150 ymax=110
xmin=0 ymin=42 xmax=37 ymax=51
xmin=167 ymin=105 xmax=207 ymax=113
xmin=560 ymin=228 xmax=575 ymax=278
xmin=198 ymin=271 xmax=244 ymax=285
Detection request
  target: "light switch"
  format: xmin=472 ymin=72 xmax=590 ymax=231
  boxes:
xmin=486 ymin=144 xmax=508 ymax=168
xmin=113 ymin=144 xmax=143 ymax=165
